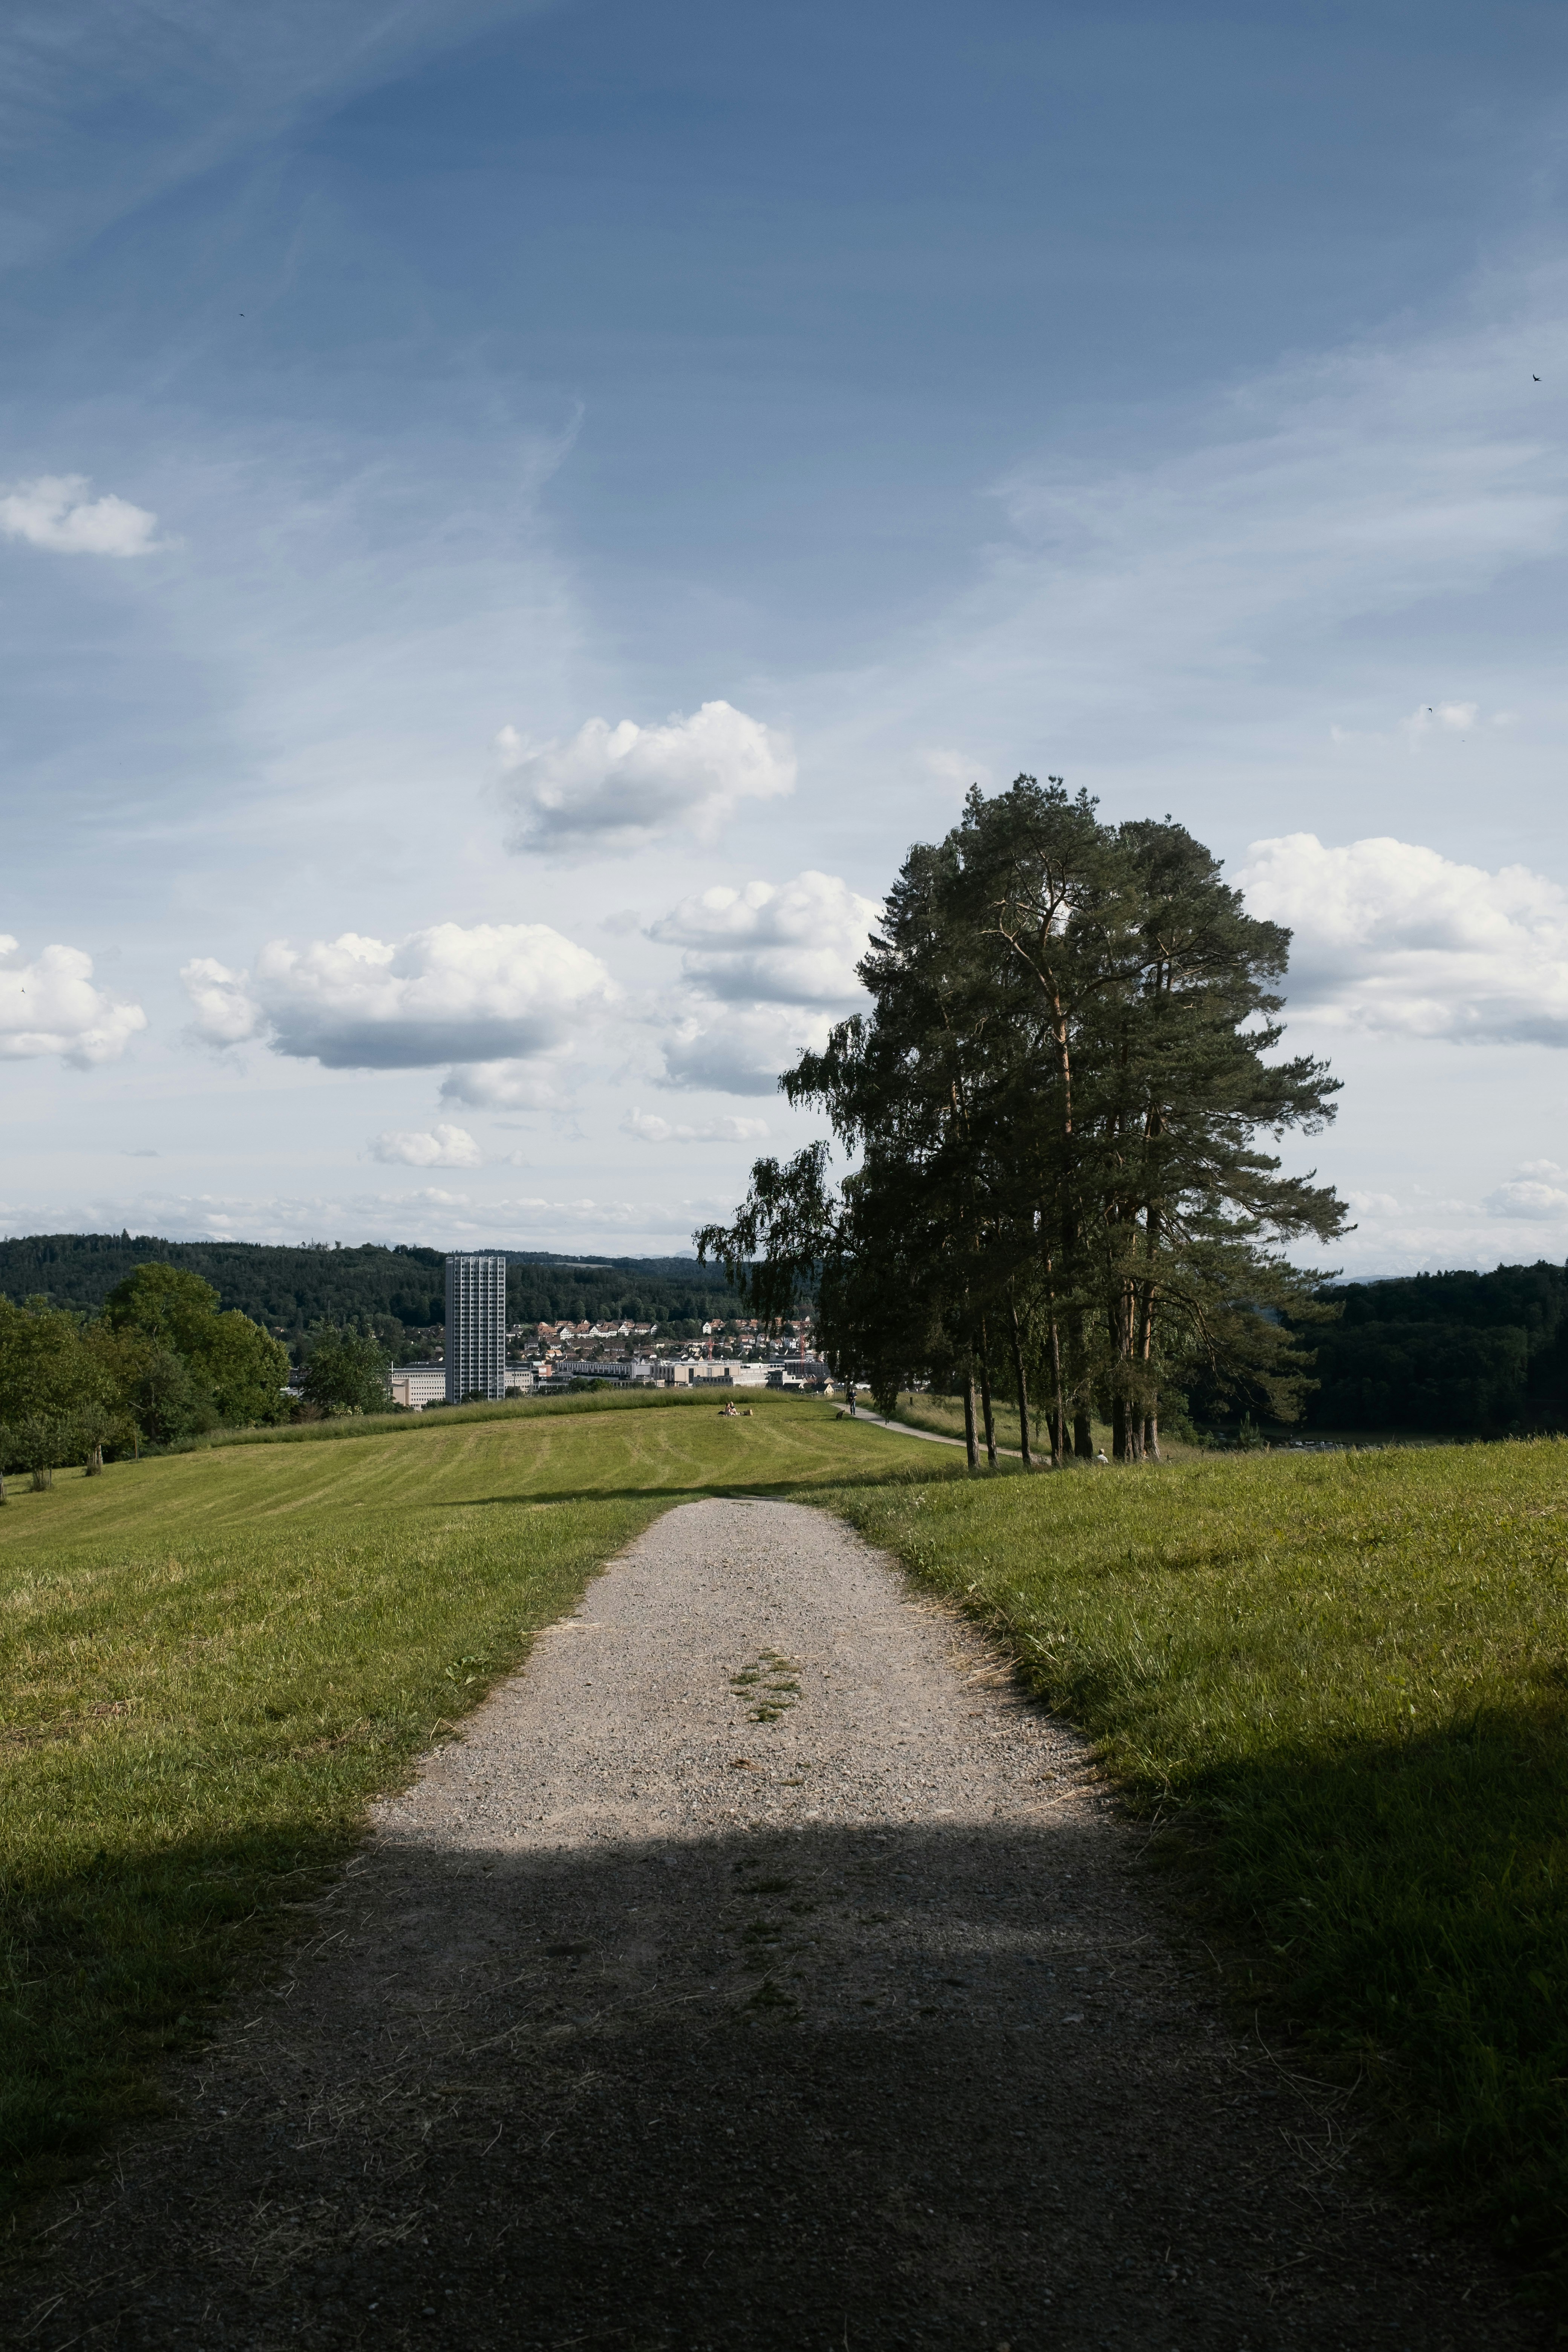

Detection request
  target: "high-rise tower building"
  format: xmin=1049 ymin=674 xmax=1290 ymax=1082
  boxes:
xmin=445 ymin=1252 xmax=507 ymax=1402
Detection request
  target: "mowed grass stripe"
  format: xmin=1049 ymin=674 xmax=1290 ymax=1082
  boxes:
xmin=0 ymin=1393 xmax=911 ymax=2208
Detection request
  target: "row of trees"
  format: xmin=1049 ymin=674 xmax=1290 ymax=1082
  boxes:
xmin=698 ymin=778 xmax=1348 ymax=1465
xmin=0 ymin=1265 xmax=397 ymax=1492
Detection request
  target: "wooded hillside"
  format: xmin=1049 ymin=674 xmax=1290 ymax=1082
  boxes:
xmin=0 ymin=1234 xmax=741 ymax=1354
xmin=1303 ymin=1261 xmax=1568 ymax=1437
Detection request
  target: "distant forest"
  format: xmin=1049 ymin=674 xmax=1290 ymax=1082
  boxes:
xmin=1299 ymin=1261 xmax=1568 ymax=1438
xmin=0 ymin=1234 xmax=743 ymax=1360
xmin=7 ymin=1231 xmax=1563 ymax=1433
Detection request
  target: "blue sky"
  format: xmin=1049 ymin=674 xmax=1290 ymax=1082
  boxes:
xmin=5 ymin=0 xmax=1568 ymax=1271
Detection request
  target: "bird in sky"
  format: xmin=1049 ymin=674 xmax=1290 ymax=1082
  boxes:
xmin=1534 ymin=374 xmax=1540 ymax=381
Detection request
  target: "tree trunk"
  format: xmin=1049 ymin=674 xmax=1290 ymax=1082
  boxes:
xmin=1042 ymin=1258 xmax=1067 ymax=1468
xmin=1143 ymin=1410 xmax=1160 ymax=1462
xmin=1113 ymin=1394 xmax=1147 ymax=1463
xmin=963 ymin=1374 xmax=980 ymax=1470
xmin=1067 ymin=1303 xmax=1092 ymax=1457
xmin=1008 ymin=1297 xmax=1033 ymax=1469
xmin=978 ymin=1328 xmax=997 ymax=1467
xmin=86 ymin=1442 xmax=104 ymax=1477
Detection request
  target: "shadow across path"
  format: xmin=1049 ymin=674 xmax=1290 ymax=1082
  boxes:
xmin=1 ymin=1492 xmax=1549 ymax=2352
xmin=0 ymin=1816 xmax=1542 ymax=2352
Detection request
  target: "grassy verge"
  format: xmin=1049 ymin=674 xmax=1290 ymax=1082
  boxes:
xmin=0 ymin=1391 xmax=910 ymax=2210
xmin=816 ymin=1439 xmax=1568 ymax=2288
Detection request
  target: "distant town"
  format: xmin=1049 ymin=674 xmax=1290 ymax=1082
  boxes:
xmin=384 ymin=1263 xmax=826 ymax=1409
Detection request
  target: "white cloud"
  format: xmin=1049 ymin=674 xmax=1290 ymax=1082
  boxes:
xmin=439 ymin=1058 xmax=574 ymax=1111
xmin=370 ymin=1124 xmax=482 ymax=1168
xmin=648 ymin=870 xmax=880 ymax=1004
xmin=0 ymin=935 xmax=147 ymax=1066
xmin=497 ymin=699 xmax=795 ymax=853
xmin=1237 ymin=833 xmax=1568 ymax=1045
xmin=622 ymin=1109 xmax=770 ymax=1144
xmin=1402 ymin=700 xmax=1479 ymax=746
xmin=0 ymin=474 xmax=159 ymax=556
xmin=180 ymin=957 xmax=264 ymax=1046
xmin=1484 ymin=1177 xmax=1568 ymax=1220
xmin=181 ymin=921 xmax=615 ymax=1069
xmin=657 ymin=1002 xmax=835 ymax=1096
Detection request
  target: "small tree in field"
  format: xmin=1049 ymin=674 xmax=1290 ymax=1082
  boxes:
xmin=15 ymin=1412 xmax=70 ymax=1491
xmin=73 ymin=1402 xmax=130 ymax=1476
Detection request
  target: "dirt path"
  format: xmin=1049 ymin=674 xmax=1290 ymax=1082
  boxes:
xmin=2 ymin=1499 xmax=1545 ymax=2349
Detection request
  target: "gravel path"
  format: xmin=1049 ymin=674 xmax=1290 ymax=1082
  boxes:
xmin=2 ymin=1499 xmax=1544 ymax=2350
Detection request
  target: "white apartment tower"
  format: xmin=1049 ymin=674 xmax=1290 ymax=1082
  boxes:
xmin=445 ymin=1252 xmax=507 ymax=1402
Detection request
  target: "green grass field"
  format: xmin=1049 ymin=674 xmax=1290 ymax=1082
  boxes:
xmin=0 ymin=1390 xmax=911 ymax=2208
xmin=5 ymin=1392 xmax=1568 ymax=2291
xmin=825 ymin=1440 xmax=1568 ymax=2288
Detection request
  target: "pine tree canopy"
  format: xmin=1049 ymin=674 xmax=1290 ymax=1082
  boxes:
xmin=697 ymin=776 xmax=1347 ymax=1462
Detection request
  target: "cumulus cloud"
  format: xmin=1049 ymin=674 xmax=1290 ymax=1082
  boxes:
xmin=181 ymin=957 xmax=264 ymax=1046
xmin=370 ymin=1124 xmax=482 ymax=1169
xmin=1485 ymin=1170 xmax=1568 ymax=1219
xmin=497 ymin=700 xmax=795 ymax=853
xmin=0 ymin=475 xmax=160 ymax=556
xmin=0 ymin=935 xmax=146 ymax=1066
xmin=1236 ymin=833 xmax=1568 ymax=1045
xmin=658 ymin=1003 xmax=835 ymax=1096
xmin=439 ymin=1059 xmax=574 ymax=1112
xmin=181 ymin=921 xmax=615 ymax=1069
xmin=648 ymin=870 xmax=880 ymax=1004
xmin=622 ymin=1109 xmax=770 ymax=1144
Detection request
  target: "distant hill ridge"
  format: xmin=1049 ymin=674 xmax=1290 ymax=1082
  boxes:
xmin=0 ymin=1232 xmax=742 ymax=1354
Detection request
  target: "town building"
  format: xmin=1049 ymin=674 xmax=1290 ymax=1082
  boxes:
xmin=445 ymin=1251 xmax=507 ymax=1402
xmin=387 ymin=1363 xmax=448 ymax=1410
xmin=664 ymin=1359 xmax=769 ymax=1388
